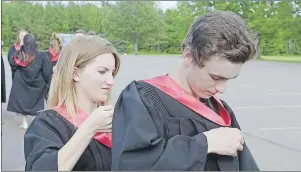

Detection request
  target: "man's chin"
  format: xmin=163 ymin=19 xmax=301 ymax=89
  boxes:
xmin=197 ymin=91 xmax=215 ymax=99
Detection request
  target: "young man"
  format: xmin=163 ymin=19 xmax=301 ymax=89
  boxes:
xmin=112 ymin=11 xmax=259 ymax=171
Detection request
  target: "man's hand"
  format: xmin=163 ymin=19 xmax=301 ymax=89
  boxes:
xmin=204 ymin=127 xmax=244 ymax=157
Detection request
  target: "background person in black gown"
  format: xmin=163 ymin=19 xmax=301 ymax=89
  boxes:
xmin=7 ymin=29 xmax=28 ymax=80
xmin=7 ymin=34 xmax=53 ymax=129
xmin=1 ymin=40 xmax=6 ymax=104
xmin=44 ymin=32 xmax=62 ymax=101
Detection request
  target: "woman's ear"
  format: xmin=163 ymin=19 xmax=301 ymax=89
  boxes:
xmin=73 ymin=67 xmax=80 ymax=82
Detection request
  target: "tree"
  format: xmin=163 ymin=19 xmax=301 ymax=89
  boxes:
xmin=102 ymin=1 xmax=162 ymax=55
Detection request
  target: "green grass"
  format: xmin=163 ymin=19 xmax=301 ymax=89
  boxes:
xmin=3 ymin=50 xmax=301 ymax=63
xmin=126 ymin=51 xmax=180 ymax=56
xmin=260 ymin=56 xmax=301 ymax=62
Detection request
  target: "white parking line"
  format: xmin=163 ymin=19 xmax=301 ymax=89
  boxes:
xmin=260 ymin=127 xmax=301 ymax=131
xmin=233 ymin=105 xmax=301 ymax=110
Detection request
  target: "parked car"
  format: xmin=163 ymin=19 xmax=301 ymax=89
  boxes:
xmin=56 ymin=33 xmax=75 ymax=47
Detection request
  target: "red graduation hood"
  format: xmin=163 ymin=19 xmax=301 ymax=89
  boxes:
xmin=14 ymin=43 xmax=21 ymax=50
xmin=52 ymin=104 xmax=112 ymax=148
xmin=49 ymin=47 xmax=60 ymax=62
xmin=13 ymin=55 xmax=33 ymax=67
xmin=144 ymin=75 xmax=231 ymax=127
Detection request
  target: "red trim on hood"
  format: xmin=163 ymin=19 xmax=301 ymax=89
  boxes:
xmin=49 ymin=48 xmax=60 ymax=62
xmin=144 ymin=75 xmax=231 ymax=126
xmin=52 ymin=104 xmax=112 ymax=148
xmin=13 ymin=55 xmax=33 ymax=67
xmin=14 ymin=43 xmax=21 ymax=51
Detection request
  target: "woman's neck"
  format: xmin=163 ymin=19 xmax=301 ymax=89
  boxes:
xmin=75 ymin=92 xmax=97 ymax=116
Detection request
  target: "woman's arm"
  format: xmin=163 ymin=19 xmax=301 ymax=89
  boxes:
xmin=24 ymin=111 xmax=97 ymax=171
xmin=57 ymin=118 xmax=96 ymax=171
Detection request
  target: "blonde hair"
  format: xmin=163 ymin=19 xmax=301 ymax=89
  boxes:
xmin=15 ymin=29 xmax=28 ymax=45
xmin=47 ymin=36 xmax=120 ymax=118
xmin=51 ymin=32 xmax=62 ymax=53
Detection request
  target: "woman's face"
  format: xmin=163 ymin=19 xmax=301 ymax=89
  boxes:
xmin=19 ymin=31 xmax=27 ymax=46
xmin=73 ymin=53 xmax=116 ymax=104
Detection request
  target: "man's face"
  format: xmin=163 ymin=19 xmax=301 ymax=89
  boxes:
xmin=184 ymin=51 xmax=243 ymax=99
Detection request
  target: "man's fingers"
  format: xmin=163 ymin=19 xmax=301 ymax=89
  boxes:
xmin=240 ymin=137 xmax=245 ymax=145
xmin=237 ymin=144 xmax=244 ymax=151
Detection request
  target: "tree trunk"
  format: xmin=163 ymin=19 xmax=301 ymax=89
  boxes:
xmin=157 ymin=38 xmax=161 ymax=53
xmin=257 ymin=34 xmax=260 ymax=58
xmin=134 ymin=33 xmax=139 ymax=56
xmin=134 ymin=42 xmax=138 ymax=55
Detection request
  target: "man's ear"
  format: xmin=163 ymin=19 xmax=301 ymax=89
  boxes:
xmin=183 ymin=48 xmax=193 ymax=66
xmin=73 ymin=67 xmax=80 ymax=82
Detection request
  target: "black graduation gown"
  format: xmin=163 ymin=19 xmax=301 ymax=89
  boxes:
xmin=7 ymin=44 xmax=18 ymax=80
xmin=7 ymin=51 xmax=52 ymax=115
xmin=112 ymin=80 xmax=259 ymax=171
xmin=1 ymin=56 xmax=6 ymax=103
xmin=24 ymin=109 xmax=112 ymax=171
xmin=45 ymin=50 xmax=58 ymax=67
xmin=44 ymin=50 xmax=57 ymax=101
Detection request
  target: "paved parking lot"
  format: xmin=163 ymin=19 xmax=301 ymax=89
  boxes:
xmin=2 ymin=55 xmax=301 ymax=171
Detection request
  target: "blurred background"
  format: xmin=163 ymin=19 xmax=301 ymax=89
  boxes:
xmin=1 ymin=1 xmax=301 ymax=59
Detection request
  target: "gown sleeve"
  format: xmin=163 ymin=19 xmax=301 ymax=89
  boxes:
xmin=221 ymin=100 xmax=260 ymax=171
xmin=7 ymin=45 xmax=17 ymax=72
xmin=41 ymin=52 xmax=53 ymax=84
xmin=111 ymin=82 xmax=209 ymax=170
xmin=7 ymin=45 xmax=15 ymax=64
xmin=24 ymin=110 xmax=69 ymax=171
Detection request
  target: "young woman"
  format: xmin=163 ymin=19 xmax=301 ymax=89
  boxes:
xmin=7 ymin=29 xmax=28 ymax=80
xmin=44 ymin=32 xmax=62 ymax=100
xmin=48 ymin=32 xmax=62 ymax=67
xmin=7 ymin=34 xmax=52 ymax=129
xmin=24 ymin=35 xmax=120 ymax=171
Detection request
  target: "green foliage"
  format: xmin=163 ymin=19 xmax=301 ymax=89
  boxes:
xmin=1 ymin=1 xmax=300 ymax=56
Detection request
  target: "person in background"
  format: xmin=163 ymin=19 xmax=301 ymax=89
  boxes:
xmin=24 ymin=36 xmax=120 ymax=171
xmin=1 ymin=40 xmax=6 ymax=104
xmin=74 ymin=29 xmax=86 ymax=37
xmin=8 ymin=29 xmax=28 ymax=80
xmin=47 ymin=32 xmax=62 ymax=67
xmin=44 ymin=33 xmax=62 ymax=101
xmin=111 ymin=11 xmax=259 ymax=171
xmin=7 ymin=34 xmax=53 ymax=129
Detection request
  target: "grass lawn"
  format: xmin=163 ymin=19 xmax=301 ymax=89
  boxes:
xmin=126 ymin=52 xmax=180 ymax=56
xmin=2 ymin=50 xmax=301 ymax=63
xmin=259 ymin=56 xmax=301 ymax=62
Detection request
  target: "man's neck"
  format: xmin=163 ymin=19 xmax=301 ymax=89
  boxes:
xmin=168 ymin=66 xmax=199 ymax=99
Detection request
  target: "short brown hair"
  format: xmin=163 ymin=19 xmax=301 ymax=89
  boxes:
xmin=182 ymin=11 xmax=256 ymax=65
